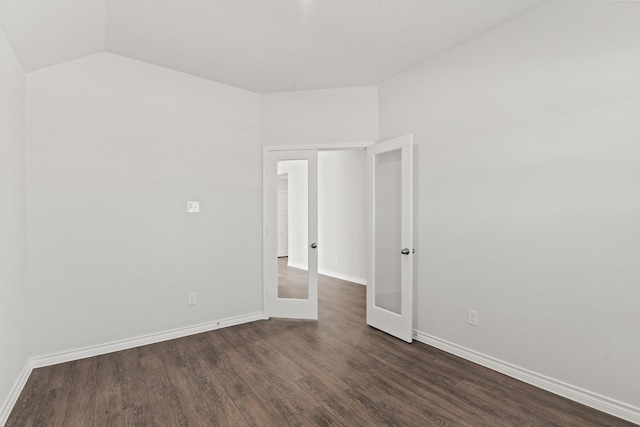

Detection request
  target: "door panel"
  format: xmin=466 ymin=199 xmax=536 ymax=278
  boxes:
xmin=367 ymin=135 xmax=413 ymax=342
xmin=267 ymin=150 xmax=318 ymax=319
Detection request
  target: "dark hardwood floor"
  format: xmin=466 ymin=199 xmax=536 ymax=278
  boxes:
xmin=7 ymin=268 xmax=635 ymax=426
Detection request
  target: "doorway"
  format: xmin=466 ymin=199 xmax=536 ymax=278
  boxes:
xmin=263 ymin=137 xmax=414 ymax=342
xmin=263 ymin=143 xmax=369 ymax=320
xmin=276 ymin=152 xmax=368 ymax=301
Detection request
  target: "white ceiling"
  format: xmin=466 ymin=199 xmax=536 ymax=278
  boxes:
xmin=0 ymin=0 xmax=105 ymax=71
xmin=0 ymin=0 xmax=548 ymax=93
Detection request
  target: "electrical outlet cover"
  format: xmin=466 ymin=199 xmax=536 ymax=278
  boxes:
xmin=188 ymin=292 xmax=197 ymax=305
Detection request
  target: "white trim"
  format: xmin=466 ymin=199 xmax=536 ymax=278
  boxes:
xmin=281 ymin=262 xmax=367 ymax=286
xmin=318 ymin=268 xmax=366 ymax=286
xmin=413 ymin=330 xmax=640 ymax=425
xmin=0 ymin=360 xmax=32 ymax=426
xmin=262 ymin=151 xmax=269 ymax=318
xmin=1 ymin=312 xmax=264 ymax=424
xmin=30 ymin=312 xmax=264 ymax=369
xmin=286 ymin=260 xmax=308 ymax=271
xmin=264 ymin=142 xmax=371 ymax=152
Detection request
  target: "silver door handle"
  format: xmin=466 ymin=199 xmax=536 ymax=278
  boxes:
xmin=311 ymin=243 xmax=318 ymax=249
xmin=401 ymin=248 xmax=410 ymax=255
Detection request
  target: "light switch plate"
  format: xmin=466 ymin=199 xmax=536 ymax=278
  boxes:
xmin=468 ymin=309 xmax=479 ymax=326
xmin=187 ymin=201 xmax=200 ymax=213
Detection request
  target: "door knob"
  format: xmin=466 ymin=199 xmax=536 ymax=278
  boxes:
xmin=401 ymin=248 xmax=410 ymax=255
xmin=311 ymin=243 xmax=318 ymax=249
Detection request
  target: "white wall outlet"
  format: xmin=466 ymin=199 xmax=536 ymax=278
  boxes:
xmin=188 ymin=292 xmax=197 ymax=305
xmin=187 ymin=201 xmax=200 ymax=213
xmin=468 ymin=309 xmax=479 ymax=326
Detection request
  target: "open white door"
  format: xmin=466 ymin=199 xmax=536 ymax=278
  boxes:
xmin=367 ymin=135 xmax=413 ymax=342
xmin=266 ymin=150 xmax=318 ymax=319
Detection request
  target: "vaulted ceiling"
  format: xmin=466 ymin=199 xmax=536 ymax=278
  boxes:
xmin=0 ymin=0 xmax=547 ymax=93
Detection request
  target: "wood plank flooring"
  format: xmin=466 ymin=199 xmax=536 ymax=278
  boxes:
xmin=7 ymin=269 xmax=635 ymax=426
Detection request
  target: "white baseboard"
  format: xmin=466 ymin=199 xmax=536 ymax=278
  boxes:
xmin=0 ymin=360 xmax=32 ymax=427
xmin=1 ymin=312 xmax=263 ymax=425
xmin=318 ymin=268 xmax=366 ymax=286
xmin=30 ymin=312 xmax=264 ymax=369
xmin=285 ymin=262 xmax=366 ymax=286
xmin=286 ymin=261 xmax=308 ymax=271
xmin=413 ymin=330 xmax=640 ymax=425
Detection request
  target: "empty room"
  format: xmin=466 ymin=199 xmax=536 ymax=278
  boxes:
xmin=1 ymin=0 xmax=639 ymax=425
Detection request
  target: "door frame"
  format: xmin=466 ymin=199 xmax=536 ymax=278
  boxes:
xmin=262 ymin=142 xmax=372 ymax=318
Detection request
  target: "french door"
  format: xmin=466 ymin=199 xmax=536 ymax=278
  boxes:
xmin=366 ymin=135 xmax=414 ymax=342
xmin=265 ymin=150 xmax=318 ymax=319
xmin=263 ymin=138 xmax=413 ymax=335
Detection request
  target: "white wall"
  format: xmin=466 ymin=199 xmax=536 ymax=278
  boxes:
xmin=0 ymin=25 xmax=27 ymax=423
xmin=277 ymin=175 xmax=288 ymax=257
xmin=379 ymin=1 xmax=640 ymax=410
xmin=261 ymin=86 xmax=378 ymax=146
xmin=26 ymin=53 xmax=263 ymax=357
xmin=277 ymin=160 xmax=308 ymax=270
xmin=279 ymin=152 xmax=367 ymax=283
xmin=318 ymin=151 xmax=366 ymax=283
